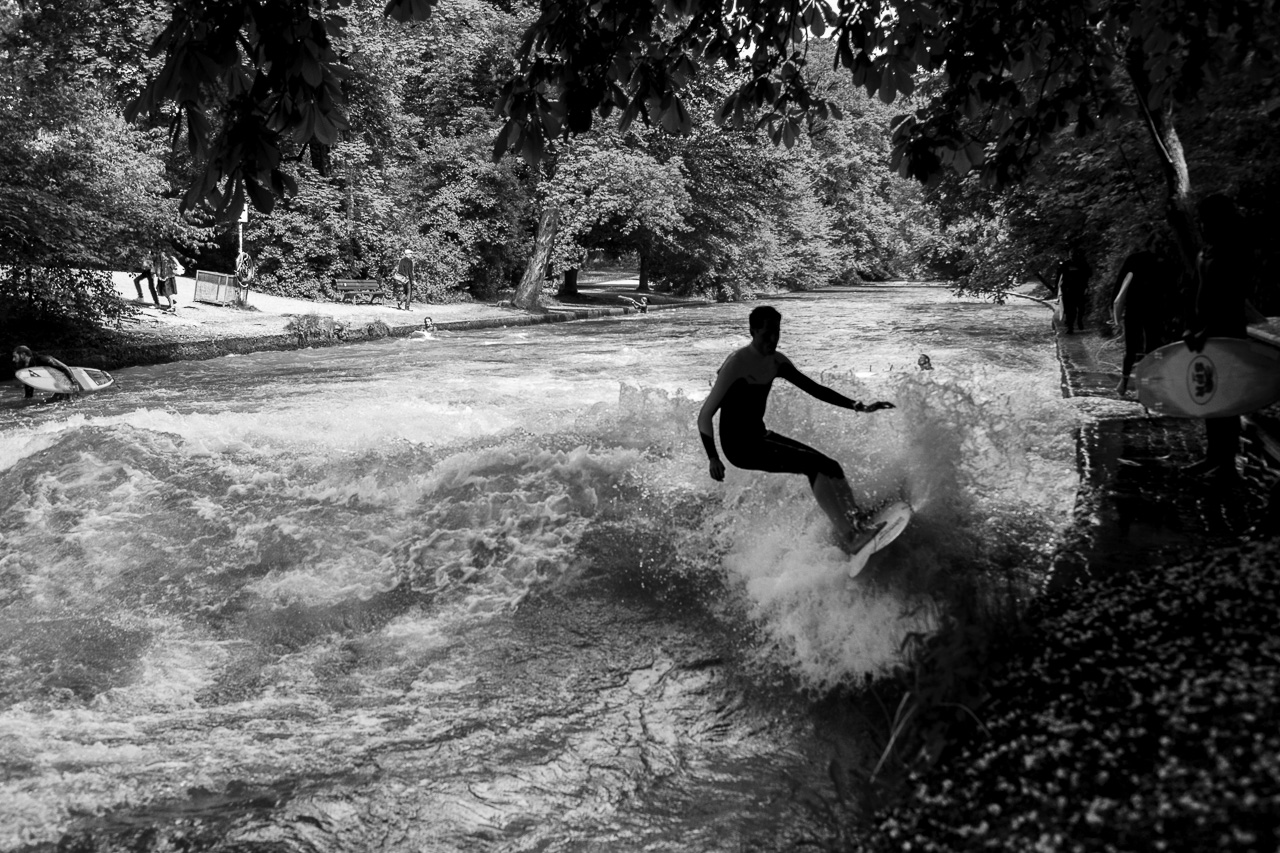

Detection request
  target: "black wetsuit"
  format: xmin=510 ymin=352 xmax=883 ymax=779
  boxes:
xmin=1193 ymin=242 xmax=1253 ymax=465
xmin=1057 ymin=251 xmax=1092 ymax=333
xmin=1113 ymin=250 xmax=1171 ymax=381
xmin=709 ymin=353 xmax=845 ymax=483
xmin=20 ymin=353 xmax=76 ymax=399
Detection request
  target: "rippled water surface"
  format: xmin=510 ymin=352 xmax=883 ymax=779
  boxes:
xmin=0 ymin=287 xmax=1079 ymax=851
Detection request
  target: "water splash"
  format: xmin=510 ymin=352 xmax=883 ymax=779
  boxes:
xmin=0 ymin=292 xmax=1077 ymax=849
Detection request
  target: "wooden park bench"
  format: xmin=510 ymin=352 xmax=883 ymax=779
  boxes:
xmin=333 ymin=278 xmax=384 ymax=304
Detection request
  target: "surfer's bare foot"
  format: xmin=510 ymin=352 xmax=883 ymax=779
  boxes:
xmin=841 ymin=521 xmax=886 ymax=555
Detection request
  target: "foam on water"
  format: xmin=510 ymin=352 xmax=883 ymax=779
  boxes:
xmin=0 ymin=292 xmax=1080 ymax=847
xmin=676 ymin=364 xmax=1074 ymax=689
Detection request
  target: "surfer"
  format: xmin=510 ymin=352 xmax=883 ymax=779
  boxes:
xmin=1111 ymin=236 xmax=1173 ymax=394
xmin=697 ymin=305 xmax=896 ymax=552
xmin=1183 ymin=194 xmax=1266 ymax=476
xmin=11 ymin=346 xmax=86 ymax=402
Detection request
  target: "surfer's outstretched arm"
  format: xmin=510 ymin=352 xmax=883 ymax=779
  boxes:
xmin=777 ymin=360 xmax=894 ymax=412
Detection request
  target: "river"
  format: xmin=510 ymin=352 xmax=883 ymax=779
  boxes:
xmin=0 ymin=286 xmax=1080 ymax=851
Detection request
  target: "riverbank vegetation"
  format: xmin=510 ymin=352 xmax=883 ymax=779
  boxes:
xmin=830 ymin=538 xmax=1280 ymax=852
xmin=9 ymin=0 xmax=1278 ymax=348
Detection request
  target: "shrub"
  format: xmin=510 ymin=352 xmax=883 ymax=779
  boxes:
xmin=0 ymin=266 xmax=134 ymax=354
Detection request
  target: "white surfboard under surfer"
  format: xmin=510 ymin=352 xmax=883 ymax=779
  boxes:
xmin=697 ymin=305 xmax=911 ymax=575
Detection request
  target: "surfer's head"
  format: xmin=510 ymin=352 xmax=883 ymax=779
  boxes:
xmin=12 ymin=345 xmax=31 ymax=366
xmin=748 ymin=306 xmax=781 ymax=355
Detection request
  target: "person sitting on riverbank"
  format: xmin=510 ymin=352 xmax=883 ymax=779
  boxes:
xmin=697 ymin=305 xmax=896 ymax=552
xmin=12 ymin=346 xmax=86 ymax=402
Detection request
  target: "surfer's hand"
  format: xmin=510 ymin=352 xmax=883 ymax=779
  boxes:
xmin=708 ymin=458 xmax=725 ymax=481
xmin=1183 ymin=329 xmax=1208 ymax=352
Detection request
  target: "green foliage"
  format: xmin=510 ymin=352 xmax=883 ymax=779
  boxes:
xmin=249 ymin=166 xmax=359 ymax=299
xmin=0 ymin=0 xmax=179 ymax=269
xmin=859 ymin=539 xmax=1280 ymax=852
xmin=239 ymin=3 xmax=534 ymax=303
xmin=0 ymin=267 xmax=131 ymax=349
xmin=405 ymin=132 xmax=532 ymax=300
xmin=128 ymin=0 xmax=351 ymax=214
xmin=922 ymin=52 xmax=1280 ymax=323
xmin=0 ymin=0 xmax=196 ymax=345
xmin=546 ymin=140 xmax=691 ymax=275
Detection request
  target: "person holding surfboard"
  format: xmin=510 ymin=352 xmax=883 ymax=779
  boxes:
xmin=1182 ymin=194 xmax=1267 ymax=476
xmin=11 ymin=346 xmax=86 ymax=402
xmin=697 ymin=305 xmax=896 ymax=555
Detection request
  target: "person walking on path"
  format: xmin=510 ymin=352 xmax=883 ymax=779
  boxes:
xmin=394 ymin=249 xmax=415 ymax=311
xmin=1111 ymin=235 xmax=1173 ymax=394
xmin=1056 ymin=243 xmax=1092 ymax=334
xmin=133 ymin=251 xmax=157 ymax=304
xmin=697 ymin=305 xmax=896 ymax=552
xmin=1183 ymin=194 xmax=1266 ymax=477
xmin=158 ymin=249 xmax=181 ymax=312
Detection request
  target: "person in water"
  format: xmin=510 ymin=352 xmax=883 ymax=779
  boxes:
xmin=697 ymin=306 xmax=896 ymax=552
xmin=620 ymin=295 xmax=649 ymax=313
xmin=12 ymin=346 xmax=85 ymax=402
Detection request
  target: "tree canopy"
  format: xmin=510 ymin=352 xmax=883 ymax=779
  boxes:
xmin=134 ymin=0 xmax=1279 ymax=216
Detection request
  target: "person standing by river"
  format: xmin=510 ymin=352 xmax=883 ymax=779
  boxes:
xmin=394 ymin=249 xmax=415 ymax=311
xmin=1056 ymin=243 xmax=1092 ymax=334
xmin=1183 ymin=194 xmax=1266 ymax=477
xmin=1111 ymin=235 xmax=1174 ymax=395
xmin=697 ymin=305 xmax=896 ymax=552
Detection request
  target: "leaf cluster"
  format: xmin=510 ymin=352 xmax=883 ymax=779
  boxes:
xmin=858 ymin=538 xmax=1280 ymax=852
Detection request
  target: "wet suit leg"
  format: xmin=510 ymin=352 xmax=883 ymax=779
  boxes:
xmin=724 ymin=430 xmax=862 ymax=542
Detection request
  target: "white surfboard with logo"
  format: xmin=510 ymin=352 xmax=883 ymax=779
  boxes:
xmin=1135 ymin=338 xmax=1280 ymax=418
xmin=847 ymin=500 xmax=913 ymax=578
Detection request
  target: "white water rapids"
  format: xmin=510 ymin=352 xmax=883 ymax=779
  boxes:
xmin=0 ymin=287 xmax=1080 ymax=851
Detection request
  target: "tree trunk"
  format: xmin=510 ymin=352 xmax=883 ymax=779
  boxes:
xmin=636 ymin=251 xmax=649 ymax=292
xmin=559 ymin=267 xmax=579 ymax=297
xmin=1126 ymin=53 xmax=1198 ymax=275
xmin=514 ymin=206 xmax=560 ymax=311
